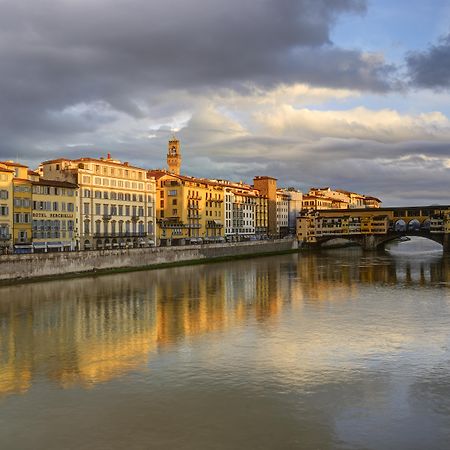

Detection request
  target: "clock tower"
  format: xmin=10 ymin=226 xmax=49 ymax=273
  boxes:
xmin=167 ymin=137 xmax=181 ymax=175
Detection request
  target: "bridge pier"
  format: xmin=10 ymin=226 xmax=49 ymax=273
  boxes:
xmin=361 ymin=235 xmax=377 ymax=251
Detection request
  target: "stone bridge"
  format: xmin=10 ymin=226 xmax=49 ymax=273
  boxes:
xmin=298 ymin=205 xmax=450 ymax=253
xmin=316 ymin=231 xmax=449 ymax=251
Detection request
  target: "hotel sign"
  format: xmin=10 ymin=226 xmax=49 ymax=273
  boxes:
xmin=33 ymin=212 xmax=74 ymax=219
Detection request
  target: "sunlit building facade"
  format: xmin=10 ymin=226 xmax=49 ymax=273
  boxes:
xmin=41 ymin=155 xmax=156 ymax=250
xmin=0 ymin=163 xmax=14 ymax=254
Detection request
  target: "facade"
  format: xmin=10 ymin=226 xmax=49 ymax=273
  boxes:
xmin=302 ymin=194 xmax=333 ymax=211
xmin=0 ymin=163 xmax=14 ymax=254
xmin=253 ymin=176 xmax=277 ymax=237
xmin=276 ymin=189 xmax=289 ymax=237
xmin=150 ymin=171 xmax=225 ymax=245
xmin=41 ymin=155 xmax=156 ymax=250
xmin=30 ymin=175 xmax=78 ymax=252
xmin=306 ymin=187 xmax=381 ymax=210
xmin=7 ymin=162 xmax=33 ymax=253
xmin=297 ymin=211 xmax=389 ymax=244
xmin=224 ymin=187 xmax=257 ymax=240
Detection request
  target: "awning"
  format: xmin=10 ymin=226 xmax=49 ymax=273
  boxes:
xmin=47 ymin=242 xmax=63 ymax=247
xmin=33 ymin=242 xmax=46 ymax=248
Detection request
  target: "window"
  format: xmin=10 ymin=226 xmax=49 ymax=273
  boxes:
xmin=172 ymin=199 xmax=177 ymax=205
xmin=0 ymin=190 xmax=8 ymax=200
xmin=84 ymin=203 xmax=90 ymax=215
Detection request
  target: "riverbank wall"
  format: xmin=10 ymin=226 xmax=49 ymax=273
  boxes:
xmin=0 ymin=239 xmax=298 ymax=283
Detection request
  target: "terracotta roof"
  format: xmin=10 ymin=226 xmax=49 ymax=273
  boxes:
xmin=41 ymin=157 xmax=147 ymax=171
xmin=0 ymin=160 xmax=28 ymax=168
xmin=0 ymin=165 xmax=15 ymax=173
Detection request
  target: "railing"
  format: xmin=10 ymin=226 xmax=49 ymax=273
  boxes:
xmin=0 ymin=234 xmax=11 ymax=240
xmin=14 ymin=239 xmax=32 ymax=245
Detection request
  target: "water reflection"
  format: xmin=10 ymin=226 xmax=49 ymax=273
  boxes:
xmin=1 ymin=250 xmax=449 ymax=398
xmin=1 ymin=250 xmax=450 ymax=449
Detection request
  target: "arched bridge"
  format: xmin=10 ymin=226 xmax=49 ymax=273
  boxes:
xmin=297 ymin=205 xmax=450 ymax=252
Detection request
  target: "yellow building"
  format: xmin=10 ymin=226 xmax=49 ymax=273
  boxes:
xmin=0 ymin=162 xmax=33 ymax=253
xmin=307 ymin=187 xmax=382 ymax=210
xmin=302 ymin=194 xmax=333 ymax=210
xmin=41 ymin=154 xmax=156 ymax=250
xmin=150 ymin=170 xmax=225 ymax=245
xmin=30 ymin=174 xmax=78 ymax=252
xmin=0 ymin=163 xmax=14 ymax=254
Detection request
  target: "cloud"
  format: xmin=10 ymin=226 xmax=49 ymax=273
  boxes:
xmin=407 ymin=34 xmax=450 ymax=88
xmin=0 ymin=0 xmax=448 ymax=206
xmin=0 ymin=0 xmax=395 ymax=141
xmin=254 ymin=106 xmax=450 ymax=142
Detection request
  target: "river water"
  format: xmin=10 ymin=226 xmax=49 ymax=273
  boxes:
xmin=1 ymin=239 xmax=450 ymax=449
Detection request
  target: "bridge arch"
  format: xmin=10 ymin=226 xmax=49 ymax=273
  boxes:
xmin=375 ymin=233 xmax=444 ymax=250
xmin=421 ymin=219 xmax=431 ymax=230
xmin=408 ymin=219 xmax=420 ymax=232
xmin=394 ymin=219 xmax=406 ymax=232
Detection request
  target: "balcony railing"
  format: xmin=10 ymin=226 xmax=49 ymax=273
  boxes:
xmin=14 ymin=239 xmax=32 ymax=245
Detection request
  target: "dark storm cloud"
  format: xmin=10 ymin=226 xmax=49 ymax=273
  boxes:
xmin=0 ymin=0 xmax=397 ymax=146
xmin=407 ymin=34 xmax=450 ymax=88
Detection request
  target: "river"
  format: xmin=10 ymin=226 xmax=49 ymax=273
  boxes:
xmin=1 ymin=238 xmax=450 ymax=449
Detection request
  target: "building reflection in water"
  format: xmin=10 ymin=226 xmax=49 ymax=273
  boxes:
xmin=0 ymin=249 xmax=448 ymax=397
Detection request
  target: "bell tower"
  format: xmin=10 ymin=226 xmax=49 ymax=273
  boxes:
xmin=167 ymin=137 xmax=181 ymax=175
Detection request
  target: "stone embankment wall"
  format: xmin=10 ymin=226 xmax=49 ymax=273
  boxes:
xmin=0 ymin=240 xmax=297 ymax=283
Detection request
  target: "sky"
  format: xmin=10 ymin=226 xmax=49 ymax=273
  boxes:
xmin=1 ymin=0 xmax=450 ymax=205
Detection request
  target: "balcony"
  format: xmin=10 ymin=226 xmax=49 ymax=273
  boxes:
xmin=14 ymin=239 xmax=32 ymax=245
xmin=131 ymin=215 xmax=140 ymax=222
xmin=0 ymin=234 xmax=11 ymax=241
xmin=102 ymin=214 xmax=112 ymax=221
xmin=188 ymin=214 xmax=201 ymax=219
